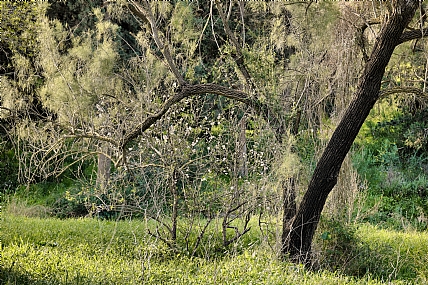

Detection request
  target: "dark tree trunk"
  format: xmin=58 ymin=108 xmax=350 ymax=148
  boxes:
xmin=283 ymin=1 xmax=419 ymax=265
xmin=281 ymin=177 xmax=297 ymax=250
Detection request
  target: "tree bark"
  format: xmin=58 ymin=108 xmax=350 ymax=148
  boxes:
xmin=96 ymin=147 xmax=111 ymax=190
xmin=235 ymin=115 xmax=248 ymax=178
xmin=283 ymin=0 xmax=419 ymax=265
xmin=122 ymin=83 xmax=284 ymax=149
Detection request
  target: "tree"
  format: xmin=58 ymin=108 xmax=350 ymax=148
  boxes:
xmin=0 ymin=1 xmax=53 ymax=185
xmin=283 ymin=0 xmax=421 ymax=265
xmin=1 ymin=0 xmax=292 ymax=252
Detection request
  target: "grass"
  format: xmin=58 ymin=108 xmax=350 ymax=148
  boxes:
xmin=356 ymin=224 xmax=428 ymax=282
xmin=2 ymin=212 xmax=428 ymax=284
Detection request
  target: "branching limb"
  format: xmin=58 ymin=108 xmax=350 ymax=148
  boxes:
xmin=129 ymin=1 xmax=186 ymax=85
xmin=222 ymin=200 xmax=252 ymax=247
xmin=398 ymin=27 xmax=428 ymax=44
xmin=215 ymin=1 xmax=256 ymax=91
xmin=0 ymin=106 xmax=14 ymax=113
xmin=355 ymin=18 xmax=381 ymax=62
xmin=122 ymin=83 xmax=284 ymax=148
xmin=190 ymin=217 xmax=213 ymax=257
xmin=63 ymin=134 xmax=119 ymax=147
xmin=379 ymin=86 xmax=428 ymax=102
xmin=147 ymin=228 xmax=176 ymax=251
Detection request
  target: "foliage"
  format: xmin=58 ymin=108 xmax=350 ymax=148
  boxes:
xmin=316 ymin=218 xmax=361 ymax=274
xmin=315 ymin=219 xmax=428 ymax=282
xmin=355 ymin=224 xmax=428 ymax=282
xmin=353 ymin=98 xmax=428 ymax=230
xmin=2 ymin=0 xmax=428 ymax=275
xmin=0 ymin=140 xmax=19 ymax=198
xmin=0 ymin=1 xmax=44 ymax=59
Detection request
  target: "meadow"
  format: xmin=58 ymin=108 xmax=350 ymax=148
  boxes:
xmin=2 ymin=211 xmax=428 ymax=285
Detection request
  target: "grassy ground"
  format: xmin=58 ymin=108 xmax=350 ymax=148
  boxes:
xmin=2 ymin=213 xmax=428 ymax=285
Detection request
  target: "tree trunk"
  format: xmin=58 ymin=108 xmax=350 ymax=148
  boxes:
xmin=96 ymin=149 xmax=111 ymax=190
xmin=281 ymin=177 xmax=297 ymax=251
xmin=235 ymin=115 xmax=248 ymax=178
xmin=283 ymin=1 xmax=419 ymax=265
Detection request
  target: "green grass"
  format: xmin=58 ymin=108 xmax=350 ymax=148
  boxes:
xmin=356 ymin=224 xmax=428 ymax=282
xmin=2 ymin=213 xmax=428 ymax=284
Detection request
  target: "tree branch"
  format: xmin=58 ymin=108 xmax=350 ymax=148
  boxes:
xmin=355 ymin=18 xmax=381 ymax=62
xmin=129 ymin=0 xmax=187 ymax=86
xmin=122 ymin=83 xmax=284 ymax=148
xmin=190 ymin=217 xmax=213 ymax=257
xmin=215 ymin=1 xmax=256 ymax=91
xmin=63 ymin=134 xmax=119 ymax=147
xmin=398 ymin=27 xmax=428 ymax=44
xmin=379 ymin=86 xmax=428 ymax=102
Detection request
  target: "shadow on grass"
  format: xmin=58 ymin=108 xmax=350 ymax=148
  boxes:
xmin=0 ymin=267 xmax=92 ymax=285
xmin=317 ymin=220 xmax=419 ymax=283
xmin=1 ymin=267 xmax=42 ymax=285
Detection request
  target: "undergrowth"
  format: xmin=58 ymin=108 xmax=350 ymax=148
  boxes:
xmin=353 ymin=102 xmax=428 ymax=231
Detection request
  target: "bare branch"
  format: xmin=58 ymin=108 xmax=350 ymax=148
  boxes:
xmin=190 ymin=217 xmax=213 ymax=257
xmin=147 ymin=228 xmax=176 ymax=250
xmin=223 ymin=227 xmax=251 ymax=247
xmin=63 ymin=134 xmax=119 ymax=147
xmin=215 ymin=1 xmax=256 ymax=91
xmin=128 ymin=1 xmax=186 ymax=85
xmin=0 ymin=106 xmax=14 ymax=113
xmin=379 ymin=86 xmax=428 ymax=102
xmin=222 ymin=203 xmax=252 ymax=247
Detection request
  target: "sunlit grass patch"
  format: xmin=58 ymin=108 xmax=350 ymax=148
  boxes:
xmin=2 ymin=214 xmax=428 ymax=284
xmin=356 ymin=224 xmax=428 ymax=282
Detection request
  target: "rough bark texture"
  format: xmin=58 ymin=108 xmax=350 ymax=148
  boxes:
xmin=283 ymin=0 xmax=419 ymax=265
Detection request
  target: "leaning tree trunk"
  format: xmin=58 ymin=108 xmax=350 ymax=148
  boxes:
xmin=283 ymin=0 xmax=419 ymax=265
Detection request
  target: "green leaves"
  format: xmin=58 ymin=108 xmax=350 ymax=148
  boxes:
xmin=170 ymin=2 xmax=198 ymax=51
xmin=0 ymin=1 xmax=45 ymax=57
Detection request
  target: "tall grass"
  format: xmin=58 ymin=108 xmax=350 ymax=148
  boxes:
xmin=356 ymin=224 xmax=428 ymax=282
